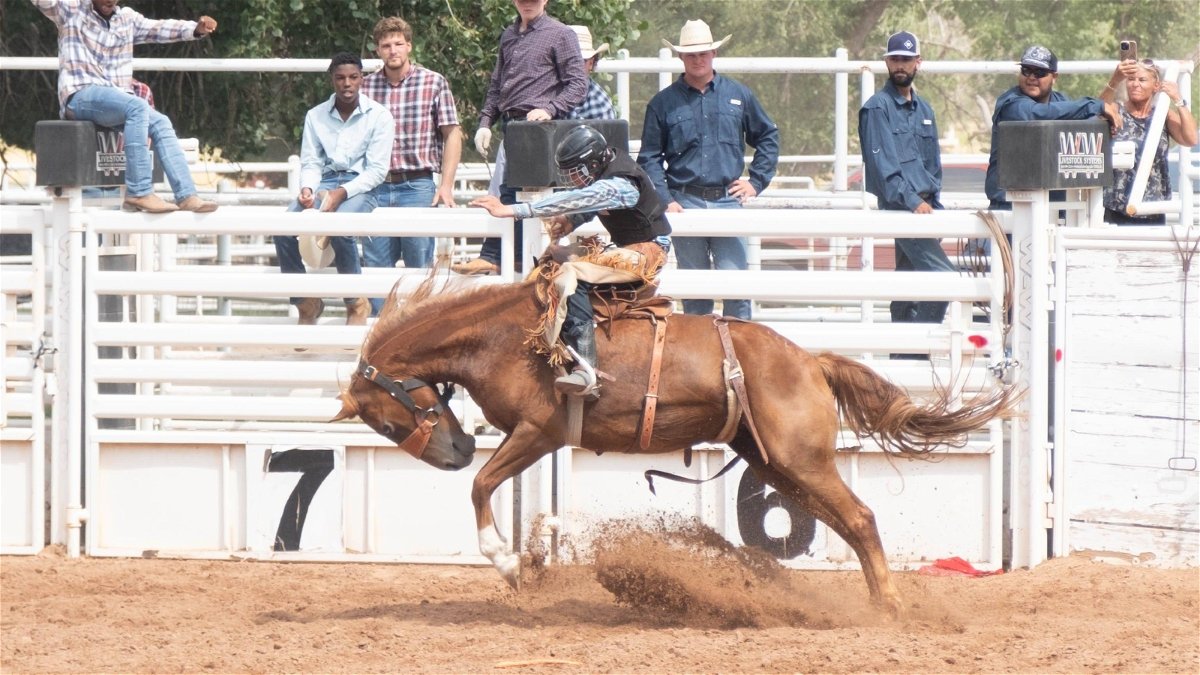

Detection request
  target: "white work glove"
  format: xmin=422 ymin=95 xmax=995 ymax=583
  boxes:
xmin=474 ymin=127 xmax=492 ymax=158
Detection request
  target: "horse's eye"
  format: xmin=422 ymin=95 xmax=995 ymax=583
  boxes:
xmin=381 ymin=423 xmax=395 ymax=436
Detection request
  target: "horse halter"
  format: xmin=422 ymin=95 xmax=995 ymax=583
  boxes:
xmin=356 ymin=360 xmax=451 ymax=459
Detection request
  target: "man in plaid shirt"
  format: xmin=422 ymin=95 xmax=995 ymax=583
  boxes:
xmin=566 ymin=25 xmax=616 ymax=122
xmin=360 ymin=16 xmax=463 ymax=315
xmin=32 ymin=0 xmax=218 ymax=214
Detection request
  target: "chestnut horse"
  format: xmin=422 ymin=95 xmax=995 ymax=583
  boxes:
xmin=335 ymin=275 xmax=1016 ymax=616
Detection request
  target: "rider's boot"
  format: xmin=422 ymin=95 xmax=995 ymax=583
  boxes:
xmin=555 ymin=321 xmax=598 ymax=396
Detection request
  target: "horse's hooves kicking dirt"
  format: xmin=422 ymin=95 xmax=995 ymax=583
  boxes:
xmin=590 ymin=518 xmax=835 ymax=629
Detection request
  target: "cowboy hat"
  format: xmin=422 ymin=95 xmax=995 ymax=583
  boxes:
xmin=569 ymin=25 xmax=609 ymax=60
xmin=299 ymin=235 xmax=335 ymax=269
xmin=662 ymin=19 xmax=731 ymax=54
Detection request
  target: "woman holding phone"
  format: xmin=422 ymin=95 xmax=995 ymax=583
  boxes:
xmin=1099 ymin=52 xmax=1196 ymax=225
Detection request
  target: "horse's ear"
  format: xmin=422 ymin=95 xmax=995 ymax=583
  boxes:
xmin=331 ymin=393 xmax=359 ymax=422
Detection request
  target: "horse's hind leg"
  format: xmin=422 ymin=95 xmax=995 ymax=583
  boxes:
xmin=471 ymin=423 xmax=559 ymax=589
xmin=737 ymin=445 xmax=904 ymax=617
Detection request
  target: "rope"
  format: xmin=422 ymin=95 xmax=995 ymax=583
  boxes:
xmin=959 ymin=211 xmax=1015 ymax=339
xmin=1166 ymin=225 xmax=1199 ymax=470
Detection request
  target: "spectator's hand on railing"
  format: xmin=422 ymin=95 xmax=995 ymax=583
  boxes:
xmin=666 ymin=201 xmax=684 ymax=213
xmin=912 ymin=201 xmax=933 ymax=214
xmin=432 ymin=185 xmax=457 ymax=208
xmin=297 ymin=188 xmax=315 ymax=210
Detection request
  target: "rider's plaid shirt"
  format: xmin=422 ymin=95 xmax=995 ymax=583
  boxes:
xmin=32 ymin=0 xmax=198 ymax=117
xmin=567 ymin=79 xmax=616 ymax=121
xmin=362 ymin=65 xmax=460 ymax=173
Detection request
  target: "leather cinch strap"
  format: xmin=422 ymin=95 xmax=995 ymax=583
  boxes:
xmin=638 ymin=319 xmax=669 ymax=450
xmin=714 ymin=316 xmax=770 ymax=465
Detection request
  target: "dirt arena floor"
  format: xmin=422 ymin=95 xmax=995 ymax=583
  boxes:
xmin=3 ymin=528 xmax=1198 ymax=674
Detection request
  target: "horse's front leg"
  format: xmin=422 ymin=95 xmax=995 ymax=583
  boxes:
xmin=471 ymin=423 xmax=559 ymax=589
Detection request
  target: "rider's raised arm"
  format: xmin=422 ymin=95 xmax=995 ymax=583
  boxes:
xmin=510 ymin=176 xmax=638 ymax=221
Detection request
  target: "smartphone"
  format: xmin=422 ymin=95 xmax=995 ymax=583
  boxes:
xmin=1118 ymin=40 xmax=1137 ymax=61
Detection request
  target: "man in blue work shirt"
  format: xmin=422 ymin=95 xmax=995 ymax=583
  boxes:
xmin=858 ymin=30 xmax=956 ymax=341
xmin=638 ymin=19 xmax=779 ymax=321
xmin=985 ymin=45 xmax=1121 ymax=209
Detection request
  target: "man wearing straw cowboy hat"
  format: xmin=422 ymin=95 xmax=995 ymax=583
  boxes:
xmin=566 ymin=25 xmax=616 ymax=121
xmin=638 ymin=19 xmax=779 ymax=321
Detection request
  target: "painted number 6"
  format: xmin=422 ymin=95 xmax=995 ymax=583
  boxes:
xmin=735 ymin=468 xmax=816 ymax=559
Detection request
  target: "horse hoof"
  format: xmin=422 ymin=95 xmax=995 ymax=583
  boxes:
xmin=497 ymin=553 xmax=521 ymax=590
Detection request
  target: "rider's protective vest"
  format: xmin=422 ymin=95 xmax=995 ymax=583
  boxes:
xmin=595 ymin=153 xmax=672 ymax=247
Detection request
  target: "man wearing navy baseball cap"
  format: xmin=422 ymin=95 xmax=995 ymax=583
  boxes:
xmin=858 ymin=31 xmax=956 ymax=353
xmin=985 ymin=45 xmax=1121 ymax=208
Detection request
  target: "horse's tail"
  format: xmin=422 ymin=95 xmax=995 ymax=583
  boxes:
xmin=815 ymin=352 xmax=1019 ymax=456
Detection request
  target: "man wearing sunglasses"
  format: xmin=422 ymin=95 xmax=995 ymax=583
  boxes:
xmin=985 ymin=45 xmax=1121 ymax=209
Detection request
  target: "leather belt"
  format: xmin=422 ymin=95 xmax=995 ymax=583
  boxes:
xmin=675 ymin=184 xmax=728 ymax=201
xmin=385 ymin=169 xmax=433 ymax=183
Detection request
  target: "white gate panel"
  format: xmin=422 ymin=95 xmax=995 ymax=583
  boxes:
xmin=88 ymin=438 xmax=504 ymax=563
xmin=368 ymin=447 xmax=499 ymax=563
xmin=1061 ymin=244 xmax=1199 ymax=567
xmin=848 ymin=453 xmax=997 ymax=564
xmin=559 ymin=445 xmax=1001 ymax=569
xmin=93 ymin=443 xmax=228 ymax=553
xmin=1 ymin=437 xmax=40 ymax=552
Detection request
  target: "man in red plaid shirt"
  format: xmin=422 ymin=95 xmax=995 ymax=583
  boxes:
xmin=360 ymin=16 xmax=463 ymax=315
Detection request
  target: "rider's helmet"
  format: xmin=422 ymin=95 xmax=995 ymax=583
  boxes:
xmin=555 ymin=125 xmax=614 ymax=188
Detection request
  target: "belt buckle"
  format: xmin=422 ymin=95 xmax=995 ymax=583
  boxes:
xmin=703 ymin=186 xmax=724 ymax=200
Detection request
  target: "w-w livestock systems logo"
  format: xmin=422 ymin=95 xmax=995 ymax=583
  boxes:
xmin=1057 ymin=130 xmax=1105 ymax=180
xmin=94 ymin=128 xmax=127 ymax=177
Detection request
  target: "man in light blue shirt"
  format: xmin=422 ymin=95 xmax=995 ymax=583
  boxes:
xmin=858 ymin=30 xmax=956 ymax=349
xmin=275 ymin=52 xmax=394 ymax=326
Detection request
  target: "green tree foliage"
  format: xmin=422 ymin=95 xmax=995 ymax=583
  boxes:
xmin=0 ymin=0 xmax=642 ymax=160
xmin=2 ymin=1 xmax=1195 ymax=164
xmin=625 ymin=0 xmax=1198 ymax=160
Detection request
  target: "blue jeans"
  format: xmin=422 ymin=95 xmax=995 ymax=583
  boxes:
xmin=364 ymin=177 xmax=436 ymax=314
xmin=669 ymin=190 xmax=751 ymax=320
xmin=275 ymin=173 xmax=373 ymax=306
xmin=891 ymin=237 xmax=956 ymax=323
xmin=66 ymin=85 xmax=196 ymax=199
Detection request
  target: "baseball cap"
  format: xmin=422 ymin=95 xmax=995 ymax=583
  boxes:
xmin=884 ymin=31 xmax=920 ymax=57
xmin=1019 ymin=45 xmax=1058 ymax=72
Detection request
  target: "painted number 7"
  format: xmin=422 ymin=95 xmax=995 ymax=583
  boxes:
xmin=265 ymin=448 xmax=335 ymax=551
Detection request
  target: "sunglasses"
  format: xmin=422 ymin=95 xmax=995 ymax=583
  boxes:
xmin=1020 ymin=66 xmax=1053 ymax=78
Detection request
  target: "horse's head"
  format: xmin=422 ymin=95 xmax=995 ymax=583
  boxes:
xmin=335 ymin=360 xmax=476 ymax=470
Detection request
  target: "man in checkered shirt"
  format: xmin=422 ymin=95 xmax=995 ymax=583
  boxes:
xmin=360 ymin=16 xmax=463 ymax=315
xmin=32 ymin=0 xmax=219 ymax=214
xmin=566 ymin=25 xmax=616 ymax=121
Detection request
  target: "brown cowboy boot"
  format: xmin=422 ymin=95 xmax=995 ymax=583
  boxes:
xmin=345 ymin=298 xmax=370 ymax=326
xmin=296 ymin=298 xmax=324 ymax=325
xmin=122 ymin=193 xmax=178 ymax=213
xmin=451 ymin=258 xmax=499 ymax=275
xmin=176 ymin=195 xmax=219 ymax=213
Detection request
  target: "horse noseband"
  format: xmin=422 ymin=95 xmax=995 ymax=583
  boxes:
xmin=357 ymin=360 xmax=446 ymax=459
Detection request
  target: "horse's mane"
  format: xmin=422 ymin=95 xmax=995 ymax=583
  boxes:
xmin=359 ymin=270 xmax=539 ymax=362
